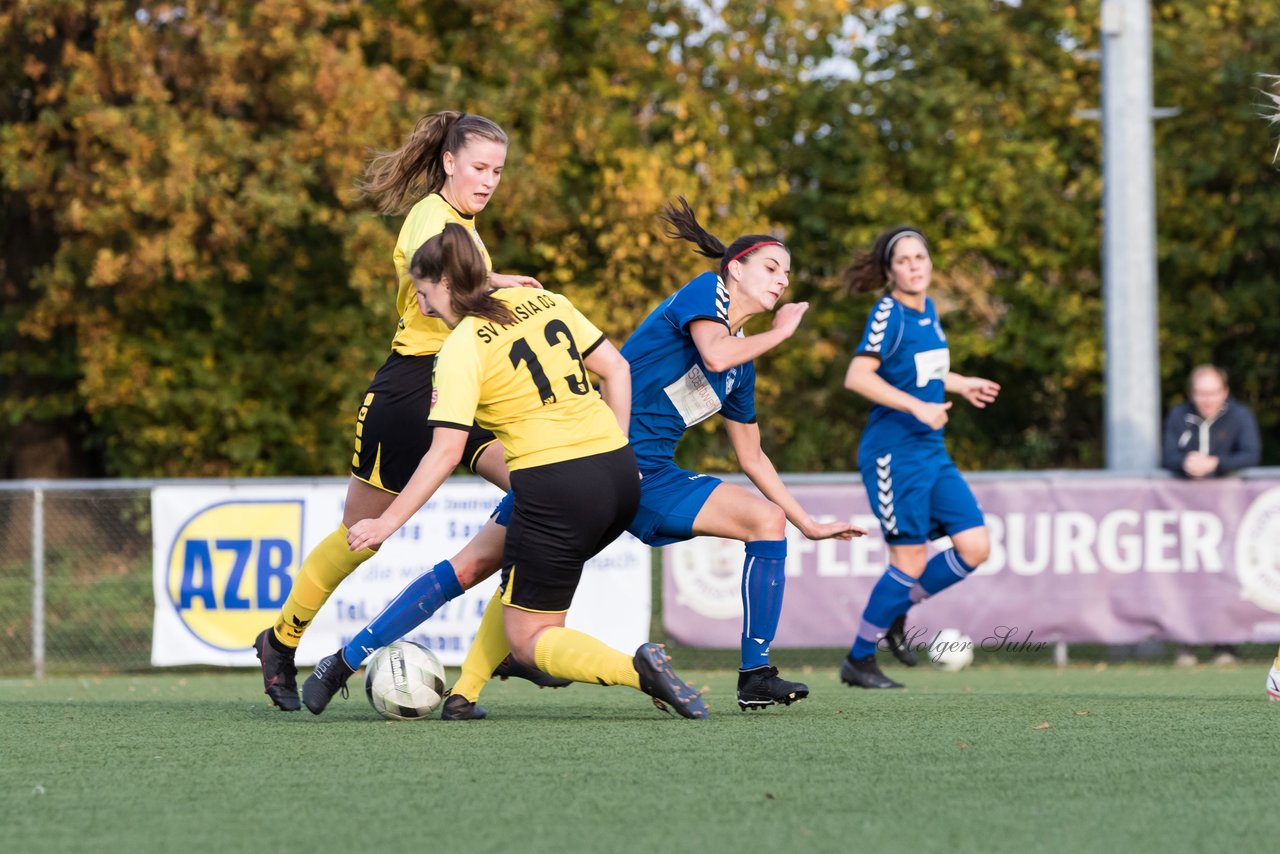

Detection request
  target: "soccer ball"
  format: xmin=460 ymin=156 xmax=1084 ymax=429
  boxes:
xmin=929 ymin=628 xmax=975 ymax=672
xmin=364 ymin=641 xmax=447 ymax=720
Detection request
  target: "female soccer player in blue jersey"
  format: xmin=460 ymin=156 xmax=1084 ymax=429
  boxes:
xmin=838 ymin=226 xmax=1000 ymax=689
xmin=620 ymin=198 xmax=864 ymax=710
xmin=253 ymin=111 xmax=553 ymax=712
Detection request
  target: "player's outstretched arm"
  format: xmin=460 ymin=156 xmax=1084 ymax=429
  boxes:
xmin=945 ymin=372 xmax=1000 ymax=408
xmin=724 ymin=419 xmax=865 ymax=541
xmin=347 ymin=428 xmax=468 ymax=551
xmin=688 ymin=301 xmax=809 ymax=373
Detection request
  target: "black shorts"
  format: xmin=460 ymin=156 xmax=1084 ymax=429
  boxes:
xmin=350 ymin=352 xmax=498 ymax=494
xmin=500 ymin=445 xmax=641 ymax=613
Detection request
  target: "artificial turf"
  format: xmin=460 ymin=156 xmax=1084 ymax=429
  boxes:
xmin=2 ymin=663 xmax=1272 ymax=853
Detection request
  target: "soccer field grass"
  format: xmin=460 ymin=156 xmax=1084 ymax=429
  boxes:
xmin=2 ymin=664 xmax=1271 ymax=853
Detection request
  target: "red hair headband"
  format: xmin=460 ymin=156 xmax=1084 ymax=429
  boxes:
xmin=727 ymin=240 xmax=784 ymax=264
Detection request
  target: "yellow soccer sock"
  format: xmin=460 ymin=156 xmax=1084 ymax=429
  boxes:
xmin=1274 ymin=646 xmax=1280 ymax=669
xmin=534 ymin=627 xmax=641 ymax=690
xmin=272 ymin=525 xmax=374 ymax=648
xmin=451 ymin=589 xmax=511 ymax=703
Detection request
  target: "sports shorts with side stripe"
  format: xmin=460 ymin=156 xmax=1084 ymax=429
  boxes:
xmin=350 ymin=352 xmax=498 ymax=494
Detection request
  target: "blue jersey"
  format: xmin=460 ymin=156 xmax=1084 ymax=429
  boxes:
xmin=855 ymin=294 xmax=949 ymax=455
xmin=621 ymin=271 xmax=757 ymax=471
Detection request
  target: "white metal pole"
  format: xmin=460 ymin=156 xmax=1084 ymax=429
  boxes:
xmin=32 ymin=487 xmax=45 ymax=679
xmin=1101 ymin=0 xmax=1162 ymax=471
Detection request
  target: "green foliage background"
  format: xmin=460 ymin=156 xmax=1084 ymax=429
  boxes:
xmin=3 ymin=0 xmax=1278 ymax=478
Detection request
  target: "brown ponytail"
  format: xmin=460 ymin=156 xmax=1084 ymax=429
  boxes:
xmin=660 ymin=196 xmax=784 ymax=274
xmin=410 ymin=223 xmax=515 ymax=326
xmin=360 ymin=112 xmax=508 ymax=215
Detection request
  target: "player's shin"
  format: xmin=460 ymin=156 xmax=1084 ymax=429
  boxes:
xmin=849 ymin=566 xmax=916 ymax=659
xmin=740 ymin=539 xmax=787 ymax=670
xmin=450 ymin=588 xmax=511 ymax=702
xmin=916 ymin=548 xmax=974 ymax=601
xmin=534 ymin=627 xmax=641 ymax=688
xmin=339 ymin=560 xmax=462 ymax=668
xmin=273 ymin=525 xmax=374 ymax=647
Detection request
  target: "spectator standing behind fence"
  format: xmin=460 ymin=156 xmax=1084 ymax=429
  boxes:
xmin=1161 ymin=364 xmax=1260 ymax=480
xmin=1162 ymin=364 xmax=1261 ymax=667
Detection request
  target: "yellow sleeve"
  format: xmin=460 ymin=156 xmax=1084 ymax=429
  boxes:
xmin=393 ymin=200 xmax=451 ymax=318
xmin=560 ymin=294 xmax=608 ymax=357
xmin=427 ymin=324 xmax=483 ymax=430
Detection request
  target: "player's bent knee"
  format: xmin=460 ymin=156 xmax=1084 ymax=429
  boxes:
xmin=956 ymin=530 xmax=990 ymax=568
xmin=751 ymin=502 xmax=787 ymax=541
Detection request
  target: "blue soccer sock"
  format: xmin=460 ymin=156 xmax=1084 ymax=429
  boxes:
xmin=740 ymin=539 xmax=787 ymax=670
xmin=913 ymin=548 xmax=975 ymax=603
xmin=850 ymin=566 xmax=917 ymax=659
xmin=341 ymin=561 xmax=463 ymax=669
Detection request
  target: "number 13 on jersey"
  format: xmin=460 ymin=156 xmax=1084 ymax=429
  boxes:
xmin=508 ymin=318 xmax=591 ymax=405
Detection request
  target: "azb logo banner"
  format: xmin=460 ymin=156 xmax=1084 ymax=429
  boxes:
xmin=152 ymin=482 xmax=651 ymax=667
xmin=152 ymin=486 xmax=323 ymax=666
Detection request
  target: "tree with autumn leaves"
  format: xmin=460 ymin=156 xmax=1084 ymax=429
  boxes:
xmin=3 ymin=0 xmax=1279 ymax=479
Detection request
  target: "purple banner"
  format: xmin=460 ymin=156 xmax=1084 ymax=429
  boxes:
xmin=662 ymin=476 xmax=1280 ymax=647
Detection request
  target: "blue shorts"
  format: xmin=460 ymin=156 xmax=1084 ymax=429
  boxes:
xmin=859 ymin=446 xmax=984 ymax=545
xmin=490 ymin=491 xmax=515 ymax=526
xmin=627 ymin=463 xmax=722 ymax=547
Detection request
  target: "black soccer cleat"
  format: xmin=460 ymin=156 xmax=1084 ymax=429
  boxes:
xmin=633 ymin=642 xmax=708 ymax=720
xmin=440 ymin=694 xmax=488 ymax=721
xmin=492 ymin=653 xmax=572 ymax=688
xmin=736 ymin=665 xmax=809 ymax=711
xmin=840 ymin=654 xmax=904 ymax=689
xmin=254 ymin=628 xmax=300 ymax=711
xmin=885 ymin=614 xmax=919 ymax=667
xmin=302 ymin=650 xmax=355 ymax=715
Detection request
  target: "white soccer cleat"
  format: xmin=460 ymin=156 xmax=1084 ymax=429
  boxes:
xmin=1267 ymin=664 xmax=1280 ymax=702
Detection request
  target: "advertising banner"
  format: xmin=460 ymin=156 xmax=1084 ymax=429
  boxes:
xmin=663 ymin=477 xmax=1280 ymax=648
xmin=152 ymin=481 xmax=650 ymax=666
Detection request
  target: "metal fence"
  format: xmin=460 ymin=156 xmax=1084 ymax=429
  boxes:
xmin=1 ymin=482 xmax=159 ymax=676
xmin=0 ymin=478 xmax=350 ymax=677
xmin=6 ymin=470 xmax=1278 ymax=677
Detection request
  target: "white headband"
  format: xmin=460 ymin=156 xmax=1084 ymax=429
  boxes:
xmin=883 ymin=230 xmax=928 ymax=266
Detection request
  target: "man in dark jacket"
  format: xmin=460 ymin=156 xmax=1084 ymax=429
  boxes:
xmin=1162 ymin=364 xmax=1261 ymax=479
xmin=1162 ymin=364 xmax=1262 ymax=666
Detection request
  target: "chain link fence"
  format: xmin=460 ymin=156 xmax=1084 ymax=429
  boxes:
xmin=0 ymin=483 xmax=154 ymax=677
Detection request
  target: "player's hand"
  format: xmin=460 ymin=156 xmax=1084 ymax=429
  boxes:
xmin=771 ymin=301 xmax=809 ymax=338
xmin=490 ymin=273 xmax=543 ymax=290
xmin=801 ymin=519 xmax=868 ymax=541
xmin=911 ymin=401 xmax=952 ymax=430
xmin=347 ymin=517 xmax=397 ymax=552
xmin=959 ymin=376 xmax=1000 ymax=408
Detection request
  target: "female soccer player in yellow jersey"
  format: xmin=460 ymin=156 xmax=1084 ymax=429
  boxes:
xmin=254 ymin=111 xmax=547 ymax=711
xmin=330 ymin=223 xmax=707 ymax=719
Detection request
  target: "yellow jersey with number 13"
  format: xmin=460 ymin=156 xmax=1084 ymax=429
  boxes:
xmin=427 ymin=289 xmax=627 ymax=471
xmin=391 ymin=193 xmax=493 ymax=356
